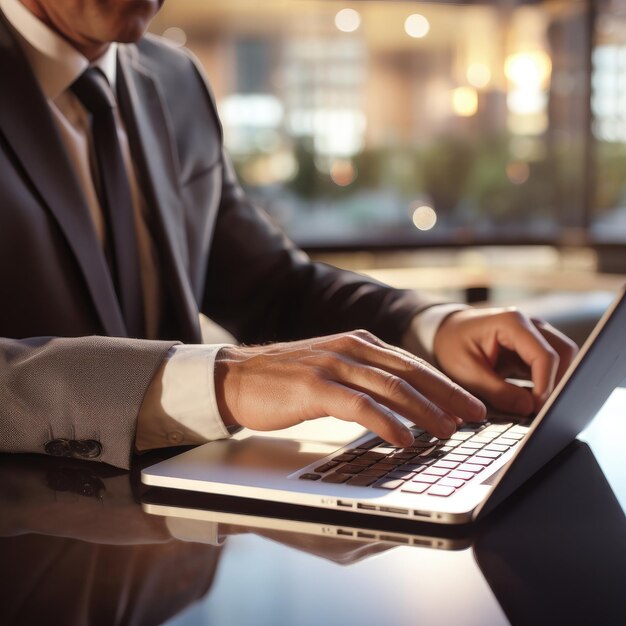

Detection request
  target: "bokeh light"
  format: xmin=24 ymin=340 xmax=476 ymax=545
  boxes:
xmin=506 ymin=162 xmax=530 ymax=185
xmin=335 ymin=8 xmax=361 ymax=33
xmin=162 ymin=27 xmax=187 ymax=47
xmin=411 ymin=205 xmax=437 ymax=231
xmin=504 ymin=51 xmax=552 ymax=88
xmin=467 ymin=63 xmax=491 ymax=89
xmin=451 ymin=86 xmax=478 ymax=117
xmin=330 ymin=159 xmax=357 ymax=186
xmin=404 ymin=14 xmax=430 ymax=39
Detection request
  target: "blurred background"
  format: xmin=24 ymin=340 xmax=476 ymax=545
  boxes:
xmin=150 ymin=0 xmax=626 ymax=327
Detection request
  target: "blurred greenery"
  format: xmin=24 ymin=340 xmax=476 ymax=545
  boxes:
xmin=233 ymin=131 xmax=588 ymax=233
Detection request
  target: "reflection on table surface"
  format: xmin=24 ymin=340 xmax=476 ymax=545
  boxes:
xmin=1 ymin=390 xmax=625 ymax=626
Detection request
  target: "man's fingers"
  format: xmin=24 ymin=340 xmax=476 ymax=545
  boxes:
xmin=531 ymin=319 xmax=579 ymax=384
xmin=320 ymin=332 xmax=486 ymax=423
xmin=325 ymin=360 xmax=462 ymax=438
xmin=321 ymin=381 xmax=414 ymax=447
xmin=458 ymin=352 xmax=536 ymax=415
xmin=493 ymin=311 xmax=560 ymax=406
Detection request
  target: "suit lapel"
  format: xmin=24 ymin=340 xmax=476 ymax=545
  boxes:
xmin=117 ymin=45 xmax=201 ymax=343
xmin=0 ymin=15 xmax=126 ymax=336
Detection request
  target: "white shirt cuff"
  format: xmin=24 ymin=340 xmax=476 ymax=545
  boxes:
xmin=136 ymin=343 xmax=233 ymax=451
xmin=403 ymin=304 xmax=469 ymax=360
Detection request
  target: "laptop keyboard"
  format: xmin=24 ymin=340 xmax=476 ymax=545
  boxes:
xmin=297 ymin=420 xmax=529 ymax=498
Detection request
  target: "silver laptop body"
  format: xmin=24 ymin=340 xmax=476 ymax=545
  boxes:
xmin=142 ymin=286 xmax=626 ymax=525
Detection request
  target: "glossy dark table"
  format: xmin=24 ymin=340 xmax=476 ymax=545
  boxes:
xmin=1 ymin=389 xmax=625 ymax=626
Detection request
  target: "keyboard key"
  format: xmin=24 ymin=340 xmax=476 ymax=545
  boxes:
xmin=340 ymin=464 xmax=368 ymax=474
xmin=485 ymin=443 xmax=509 ymax=453
xmin=373 ymin=479 xmax=405 ymax=490
xmin=455 ymin=447 xmax=480 ymax=456
xmin=371 ymin=446 xmax=397 ymax=455
xmin=358 ymin=468 xmax=389 ymax=478
xmin=434 ymin=460 xmax=460 ymax=470
xmin=299 ymin=473 xmax=321 ymax=480
xmin=467 ymin=456 xmax=493 ymax=466
xmin=493 ymin=437 xmax=517 ymax=446
xmin=449 ymin=431 xmax=473 ymax=441
xmin=334 ymin=453 xmax=357 ymax=462
xmin=448 ymin=470 xmax=475 ymax=481
xmin=350 ymin=457 xmax=377 ymax=467
xmin=372 ymin=459 xmax=398 ymax=472
xmin=347 ymin=475 xmax=378 ymax=487
xmin=428 ymin=485 xmax=456 ymax=497
xmin=472 ymin=436 xmax=496 ymax=444
xmin=458 ymin=463 xmax=485 ymax=473
xmin=314 ymin=461 xmax=340 ymax=473
xmin=346 ymin=448 xmax=368 ymax=456
xmin=500 ymin=432 xmax=525 ymax=441
xmin=420 ymin=448 xmax=446 ymax=460
xmin=482 ymin=423 xmax=512 ymax=433
xmin=459 ymin=422 xmax=486 ymax=431
xmin=417 ymin=434 xmax=440 ymax=444
xmin=475 ymin=450 xmax=502 ymax=459
xmin=392 ymin=451 xmax=419 ymax=460
xmin=422 ymin=467 xmax=450 ymax=477
xmin=385 ymin=456 xmax=410 ymax=465
xmin=438 ymin=477 xmax=466 ymax=489
xmin=412 ymin=474 xmax=440 ymax=484
xmin=321 ymin=472 xmax=350 ymax=483
xmin=460 ymin=441 xmax=484 ymax=450
xmin=360 ymin=451 xmax=388 ymax=461
xmin=397 ymin=463 xmax=428 ymax=472
xmin=406 ymin=441 xmax=435 ymax=450
xmin=446 ymin=453 xmax=470 ymax=463
xmin=417 ymin=445 xmax=437 ymax=457
xmin=510 ymin=425 xmax=530 ymax=434
xmin=387 ymin=470 xmax=416 ymax=480
xmin=401 ymin=483 xmax=429 ymax=494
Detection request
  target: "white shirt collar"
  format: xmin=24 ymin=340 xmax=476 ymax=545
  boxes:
xmin=0 ymin=0 xmax=117 ymax=100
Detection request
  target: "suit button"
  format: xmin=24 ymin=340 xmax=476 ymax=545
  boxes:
xmin=44 ymin=439 xmax=71 ymax=457
xmin=167 ymin=431 xmax=184 ymax=444
xmin=70 ymin=439 xmax=102 ymax=459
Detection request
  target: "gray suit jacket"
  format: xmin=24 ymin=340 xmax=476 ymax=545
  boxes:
xmin=0 ymin=14 xmax=438 ymax=469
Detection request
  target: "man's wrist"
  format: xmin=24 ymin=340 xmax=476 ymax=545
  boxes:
xmin=403 ymin=303 xmax=470 ymax=361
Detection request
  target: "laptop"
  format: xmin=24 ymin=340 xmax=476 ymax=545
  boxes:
xmin=142 ymin=438 xmax=626 ymax=624
xmin=142 ymin=285 xmax=626 ymax=525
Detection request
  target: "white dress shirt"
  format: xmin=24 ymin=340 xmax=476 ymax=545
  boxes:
xmin=1 ymin=0 xmax=463 ymax=452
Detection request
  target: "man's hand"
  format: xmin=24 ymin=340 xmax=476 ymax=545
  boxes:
xmin=214 ymin=330 xmax=487 ymax=447
xmin=433 ymin=308 xmax=578 ymax=415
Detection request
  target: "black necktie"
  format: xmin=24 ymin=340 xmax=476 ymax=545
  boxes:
xmin=71 ymin=67 xmax=145 ymax=338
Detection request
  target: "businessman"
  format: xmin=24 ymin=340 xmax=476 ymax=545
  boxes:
xmin=0 ymin=0 xmax=577 ymax=469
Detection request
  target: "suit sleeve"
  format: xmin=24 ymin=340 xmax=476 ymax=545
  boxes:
xmin=0 ymin=335 xmax=176 ymax=469
xmin=201 ymin=150 xmax=442 ymax=352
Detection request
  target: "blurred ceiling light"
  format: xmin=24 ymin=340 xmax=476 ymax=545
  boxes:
xmin=507 ymin=89 xmax=546 ymax=115
xmin=506 ymin=162 xmax=530 ymax=185
xmin=335 ymin=8 xmax=361 ymax=33
xmin=467 ymin=63 xmax=491 ymax=89
xmin=504 ymin=51 xmax=552 ymax=88
xmin=411 ymin=205 xmax=437 ymax=231
xmin=451 ymin=86 xmax=478 ymax=117
xmin=162 ymin=27 xmax=187 ymax=47
xmin=330 ymin=159 xmax=357 ymax=186
xmin=404 ymin=14 xmax=430 ymax=39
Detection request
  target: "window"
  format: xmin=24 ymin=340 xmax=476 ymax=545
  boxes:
xmin=151 ymin=1 xmax=600 ymax=249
